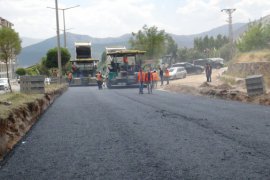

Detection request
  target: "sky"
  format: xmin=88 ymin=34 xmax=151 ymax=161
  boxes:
xmin=1 ymin=0 xmax=270 ymax=40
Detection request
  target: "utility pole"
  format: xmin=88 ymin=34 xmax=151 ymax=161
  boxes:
xmin=54 ymin=0 xmax=62 ymax=79
xmin=221 ymin=8 xmax=236 ymax=43
xmin=47 ymin=5 xmax=79 ymax=48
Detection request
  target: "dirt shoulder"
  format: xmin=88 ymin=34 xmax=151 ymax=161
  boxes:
xmin=158 ymin=69 xmax=270 ymax=106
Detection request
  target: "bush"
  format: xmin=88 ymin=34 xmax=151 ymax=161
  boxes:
xmin=15 ymin=68 xmax=26 ymax=76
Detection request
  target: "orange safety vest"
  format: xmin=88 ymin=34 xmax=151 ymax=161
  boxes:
xmin=137 ymin=71 xmax=145 ymax=82
xmin=145 ymin=72 xmax=153 ymax=82
xmin=165 ymin=69 xmax=170 ymax=77
xmin=152 ymin=72 xmax=159 ymax=81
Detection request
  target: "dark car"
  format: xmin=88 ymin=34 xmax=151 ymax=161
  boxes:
xmin=193 ymin=58 xmax=224 ymax=69
xmin=172 ymin=62 xmax=204 ymax=74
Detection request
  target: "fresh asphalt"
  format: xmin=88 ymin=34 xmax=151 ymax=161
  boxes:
xmin=0 ymin=86 xmax=270 ymax=179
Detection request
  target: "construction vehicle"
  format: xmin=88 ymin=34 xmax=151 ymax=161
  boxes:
xmin=70 ymin=42 xmax=99 ymax=86
xmin=105 ymin=48 xmax=146 ymax=88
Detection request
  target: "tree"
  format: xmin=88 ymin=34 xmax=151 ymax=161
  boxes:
xmin=194 ymin=34 xmax=229 ymax=55
xmin=177 ymin=48 xmax=204 ymax=62
xmin=44 ymin=47 xmax=71 ymax=69
xmin=164 ymin=35 xmax=178 ymax=65
xmin=129 ymin=25 xmax=172 ymax=62
xmin=0 ymin=27 xmax=21 ymax=92
xmin=237 ymin=22 xmax=270 ymax=52
xmin=15 ymin=68 xmax=26 ymax=76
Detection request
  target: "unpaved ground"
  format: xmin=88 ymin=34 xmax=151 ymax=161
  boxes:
xmin=158 ymin=69 xmax=270 ymax=106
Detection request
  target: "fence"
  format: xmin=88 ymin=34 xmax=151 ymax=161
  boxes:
xmin=20 ymin=76 xmax=45 ymax=94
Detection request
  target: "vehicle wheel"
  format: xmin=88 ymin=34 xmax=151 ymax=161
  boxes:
xmin=183 ymin=74 xmax=186 ymax=78
xmin=173 ymin=75 xmax=176 ymax=80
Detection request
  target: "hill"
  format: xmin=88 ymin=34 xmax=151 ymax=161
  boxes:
xmin=21 ymin=37 xmax=43 ymax=48
xmin=18 ymin=23 xmax=247 ymax=67
xmin=18 ymin=33 xmax=130 ymax=67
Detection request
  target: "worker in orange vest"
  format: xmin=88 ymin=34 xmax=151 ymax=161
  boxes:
xmin=137 ymin=68 xmax=145 ymax=94
xmin=96 ymin=71 xmax=103 ymax=90
xmin=145 ymin=69 xmax=153 ymax=94
xmin=67 ymin=71 xmax=73 ymax=86
xmin=165 ymin=68 xmax=170 ymax=85
xmin=152 ymin=70 xmax=159 ymax=89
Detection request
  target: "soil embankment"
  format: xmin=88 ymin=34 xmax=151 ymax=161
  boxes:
xmin=159 ymin=69 xmax=270 ymax=106
xmin=0 ymin=85 xmax=67 ymax=159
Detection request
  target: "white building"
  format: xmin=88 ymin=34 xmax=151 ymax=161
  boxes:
xmin=0 ymin=17 xmax=17 ymax=78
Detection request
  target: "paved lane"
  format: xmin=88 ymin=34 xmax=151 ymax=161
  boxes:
xmin=0 ymin=87 xmax=270 ymax=179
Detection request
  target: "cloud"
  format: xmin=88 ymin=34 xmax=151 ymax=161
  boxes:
xmin=1 ymin=0 xmax=270 ymax=39
xmin=175 ymin=0 xmax=270 ymax=35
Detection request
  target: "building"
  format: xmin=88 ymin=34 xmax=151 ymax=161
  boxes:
xmin=0 ymin=17 xmax=16 ymax=79
xmin=0 ymin=17 xmax=14 ymax=28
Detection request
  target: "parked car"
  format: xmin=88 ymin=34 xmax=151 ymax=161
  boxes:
xmin=169 ymin=67 xmax=187 ymax=80
xmin=172 ymin=62 xmax=204 ymax=74
xmin=44 ymin=77 xmax=51 ymax=85
xmin=193 ymin=58 xmax=224 ymax=69
xmin=0 ymin=78 xmax=9 ymax=91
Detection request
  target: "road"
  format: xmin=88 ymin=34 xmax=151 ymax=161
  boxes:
xmin=0 ymin=87 xmax=270 ymax=179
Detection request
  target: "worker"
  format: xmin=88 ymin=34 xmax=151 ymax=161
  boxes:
xmin=159 ymin=67 xmax=164 ymax=86
xmin=145 ymin=69 xmax=153 ymax=94
xmin=137 ymin=68 xmax=145 ymax=94
xmin=205 ymin=63 xmax=212 ymax=82
xmin=71 ymin=62 xmax=78 ymax=77
xmin=165 ymin=68 xmax=170 ymax=85
xmin=152 ymin=70 xmax=158 ymax=89
xmin=96 ymin=71 xmax=103 ymax=90
xmin=67 ymin=71 xmax=73 ymax=86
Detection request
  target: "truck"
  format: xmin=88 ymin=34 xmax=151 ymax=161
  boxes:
xmin=105 ymin=48 xmax=146 ymax=88
xmin=70 ymin=42 xmax=99 ymax=86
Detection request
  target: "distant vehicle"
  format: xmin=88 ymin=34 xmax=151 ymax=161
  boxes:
xmin=72 ymin=42 xmax=99 ymax=78
xmin=169 ymin=67 xmax=187 ymax=80
xmin=44 ymin=77 xmax=51 ymax=85
xmin=172 ymin=62 xmax=204 ymax=74
xmin=193 ymin=58 xmax=224 ymax=69
xmin=0 ymin=78 xmax=9 ymax=91
xmin=105 ymin=49 xmax=146 ymax=88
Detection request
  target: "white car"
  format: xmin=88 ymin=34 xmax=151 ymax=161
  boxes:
xmin=44 ymin=77 xmax=51 ymax=85
xmin=169 ymin=67 xmax=187 ymax=80
xmin=0 ymin=78 xmax=9 ymax=90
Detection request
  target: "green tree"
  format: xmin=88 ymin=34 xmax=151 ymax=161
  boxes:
xmin=15 ymin=68 xmax=26 ymax=76
xmin=194 ymin=34 xmax=229 ymax=55
xmin=0 ymin=27 xmax=21 ymax=92
xmin=101 ymin=51 xmax=107 ymax=63
xmin=45 ymin=47 xmax=71 ymax=69
xmin=237 ymin=23 xmax=270 ymax=52
xmin=129 ymin=25 xmax=171 ymax=62
xmin=165 ymin=35 xmax=178 ymax=65
xmin=177 ymin=48 xmax=204 ymax=62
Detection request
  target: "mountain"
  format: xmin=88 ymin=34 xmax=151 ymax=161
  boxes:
xmin=18 ymin=33 xmax=130 ymax=67
xmin=18 ymin=23 xmax=247 ymax=67
xmin=170 ymin=23 xmax=246 ymax=48
xmin=21 ymin=37 xmax=43 ymax=48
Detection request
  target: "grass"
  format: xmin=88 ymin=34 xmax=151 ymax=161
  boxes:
xmin=233 ymin=49 xmax=270 ymax=63
xmin=220 ymin=75 xmax=236 ymax=86
xmin=0 ymin=84 xmax=67 ymax=119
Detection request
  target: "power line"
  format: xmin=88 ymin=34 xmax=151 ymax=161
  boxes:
xmin=221 ymin=8 xmax=236 ymax=43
